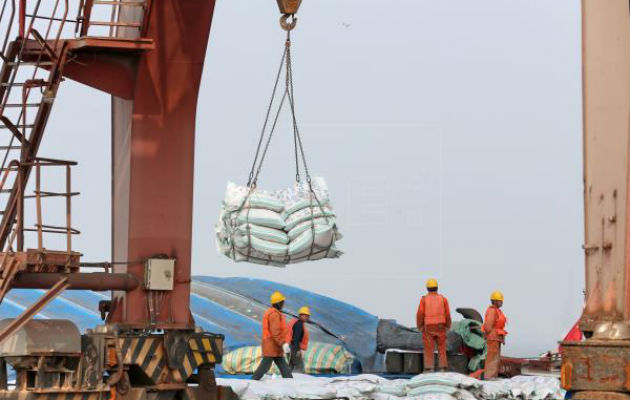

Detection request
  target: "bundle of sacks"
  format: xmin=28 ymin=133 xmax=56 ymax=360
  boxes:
xmin=217 ymin=372 xmax=565 ymax=400
xmin=222 ymin=342 xmax=354 ymax=375
xmin=215 ymin=177 xmax=343 ymax=266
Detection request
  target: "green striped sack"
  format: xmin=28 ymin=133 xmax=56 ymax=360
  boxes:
xmin=221 ymin=342 xmax=353 ymax=375
xmin=236 ymin=224 xmax=290 ymax=244
xmin=303 ymin=342 xmax=354 ymax=374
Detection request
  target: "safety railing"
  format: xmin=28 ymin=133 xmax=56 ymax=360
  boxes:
xmin=0 ymin=158 xmax=78 ymax=254
xmin=76 ymin=0 xmax=148 ymax=38
xmin=0 ymin=0 xmax=73 ymax=251
xmin=0 ymin=0 xmax=152 ymax=253
xmin=22 ymin=157 xmax=79 ymax=253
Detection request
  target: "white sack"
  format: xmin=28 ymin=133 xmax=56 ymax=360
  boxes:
xmin=215 ymin=178 xmax=342 ymax=266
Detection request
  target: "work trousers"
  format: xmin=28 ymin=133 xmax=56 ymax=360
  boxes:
xmin=422 ymin=324 xmax=448 ymax=371
xmin=484 ymin=340 xmax=502 ymax=379
xmin=289 ymin=346 xmax=305 ymax=373
xmin=251 ymin=356 xmax=293 ymax=380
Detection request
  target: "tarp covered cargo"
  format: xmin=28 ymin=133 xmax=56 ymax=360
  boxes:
xmin=0 ymin=277 xmax=381 ymax=372
xmin=194 ymin=277 xmax=382 ymax=372
xmin=377 ymin=319 xmax=463 ymax=354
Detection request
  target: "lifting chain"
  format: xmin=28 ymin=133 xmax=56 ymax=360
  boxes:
xmin=246 ymin=2 xmax=311 ymax=189
xmin=247 ymin=29 xmax=309 ymax=188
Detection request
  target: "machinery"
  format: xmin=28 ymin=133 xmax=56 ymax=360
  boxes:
xmin=561 ymin=1 xmax=630 ymax=399
xmin=0 ymin=0 xmax=302 ymax=399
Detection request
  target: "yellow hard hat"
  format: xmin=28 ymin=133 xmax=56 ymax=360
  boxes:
xmin=298 ymin=306 xmax=311 ymax=316
xmin=426 ymin=278 xmax=438 ymax=289
xmin=270 ymin=291 xmax=286 ymax=304
xmin=490 ymin=291 xmax=504 ymax=302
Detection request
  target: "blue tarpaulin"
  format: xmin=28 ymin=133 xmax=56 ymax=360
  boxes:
xmin=0 ymin=277 xmax=382 ymax=372
xmin=194 ymin=277 xmax=382 ymax=372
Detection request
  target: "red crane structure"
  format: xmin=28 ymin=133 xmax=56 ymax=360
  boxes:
xmin=560 ymin=1 xmax=630 ymax=400
xmin=0 ymin=0 xmax=303 ymax=399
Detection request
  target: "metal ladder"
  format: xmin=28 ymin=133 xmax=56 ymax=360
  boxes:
xmin=0 ymin=0 xmax=71 ymax=304
xmin=0 ymin=11 xmax=70 ymax=249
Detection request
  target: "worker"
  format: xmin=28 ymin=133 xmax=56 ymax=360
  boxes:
xmin=416 ymin=278 xmax=452 ymax=372
xmin=251 ymin=291 xmax=293 ymax=380
xmin=287 ymin=306 xmax=311 ymax=372
xmin=482 ymin=291 xmax=508 ymax=380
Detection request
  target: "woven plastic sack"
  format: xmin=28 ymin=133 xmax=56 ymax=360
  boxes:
xmin=407 ymin=385 xmax=458 ymax=397
xmin=235 ymin=209 xmax=286 ymax=230
xmin=406 ymin=373 xmax=481 ymax=390
xmin=303 ymin=342 xmax=354 ymax=374
xmin=410 ymin=395 xmax=456 ymax=400
xmin=221 ymin=342 xmax=353 ymax=375
xmin=215 ymin=178 xmax=343 ymax=266
xmin=288 ymin=217 xmax=336 ymax=240
xmin=228 ymin=247 xmax=340 ymax=267
xmin=372 ymin=394 xmax=406 ymax=400
xmin=507 ymin=376 xmax=565 ymax=400
xmin=470 ymin=379 xmax=511 ymax=400
xmin=236 ymin=224 xmax=290 ymax=244
xmin=233 ymin=235 xmax=289 ymax=257
xmin=376 ymin=382 xmax=408 ymax=397
xmin=222 ymin=182 xmax=284 ymax=212
xmin=452 ymin=390 xmax=477 ymax=400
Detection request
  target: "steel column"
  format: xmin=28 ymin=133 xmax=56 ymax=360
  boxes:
xmin=110 ymin=0 xmax=217 ymax=329
xmin=580 ymin=0 xmax=630 ymax=335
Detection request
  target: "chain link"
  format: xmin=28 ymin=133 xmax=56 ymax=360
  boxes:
xmin=246 ymin=46 xmax=287 ymax=187
xmin=247 ymin=27 xmax=315 ymax=188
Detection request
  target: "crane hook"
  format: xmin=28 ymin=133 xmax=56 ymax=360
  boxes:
xmin=280 ymin=14 xmax=297 ymax=31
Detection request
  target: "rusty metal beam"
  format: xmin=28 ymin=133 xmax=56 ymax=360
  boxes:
xmin=60 ymin=52 xmax=138 ymax=99
xmin=580 ymin=0 xmax=630 ymax=334
xmin=109 ymin=0 xmax=217 ymax=330
xmin=0 ymin=277 xmax=69 ymax=347
xmin=10 ymin=272 xmax=140 ymax=291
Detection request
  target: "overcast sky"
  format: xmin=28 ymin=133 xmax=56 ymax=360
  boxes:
xmin=37 ymin=0 xmax=583 ymax=356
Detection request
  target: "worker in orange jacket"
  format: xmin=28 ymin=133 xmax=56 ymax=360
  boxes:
xmin=287 ymin=306 xmax=311 ymax=372
xmin=252 ymin=291 xmax=293 ymax=380
xmin=416 ymin=278 xmax=452 ymax=372
xmin=482 ymin=291 xmax=508 ymax=380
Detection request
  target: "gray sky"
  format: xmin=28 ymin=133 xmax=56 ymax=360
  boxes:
xmin=38 ymin=0 xmax=583 ymax=357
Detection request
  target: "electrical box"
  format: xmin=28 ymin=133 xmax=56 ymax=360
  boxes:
xmin=144 ymin=258 xmax=175 ymax=290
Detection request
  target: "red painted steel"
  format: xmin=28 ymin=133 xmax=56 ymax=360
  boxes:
xmin=10 ymin=272 xmax=140 ymax=291
xmin=107 ymin=0 xmax=218 ymax=329
xmin=0 ymin=0 xmax=218 ymax=330
xmin=47 ymin=0 xmax=218 ymax=329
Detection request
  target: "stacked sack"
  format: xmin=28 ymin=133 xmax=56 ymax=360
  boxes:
xmin=215 ymin=177 xmax=343 ymax=266
xmin=222 ymin=342 xmax=354 ymax=375
xmin=216 ymin=373 xmax=566 ymax=400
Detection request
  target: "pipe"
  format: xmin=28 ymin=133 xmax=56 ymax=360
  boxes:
xmin=10 ymin=273 xmax=141 ymax=291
